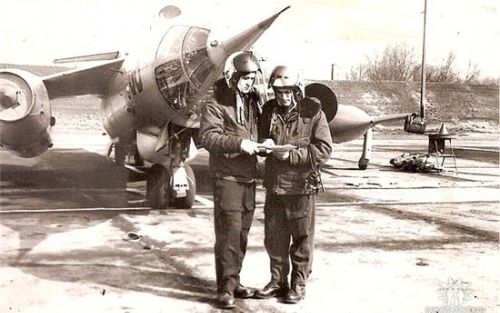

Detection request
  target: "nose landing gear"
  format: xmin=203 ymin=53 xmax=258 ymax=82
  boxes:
xmin=146 ymin=163 xmax=196 ymax=209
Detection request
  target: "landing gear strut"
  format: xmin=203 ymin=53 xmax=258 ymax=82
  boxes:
xmin=170 ymin=164 xmax=196 ymax=209
xmin=144 ymin=124 xmax=197 ymax=209
xmin=358 ymin=128 xmax=372 ymax=170
xmin=146 ymin=163 xmax=196 ymax=209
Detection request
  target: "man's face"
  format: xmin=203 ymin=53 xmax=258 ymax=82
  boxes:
xmin=237 ymin=72 xmax=256 ymax=94
xmin=275 ymin=88 xmax=294 ymax=108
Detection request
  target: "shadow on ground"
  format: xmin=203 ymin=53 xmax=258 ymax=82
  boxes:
xmin=0 ymin=211 xmax=217 ymax=306
xmin=0 ymin=148 xmax=216 ymax=210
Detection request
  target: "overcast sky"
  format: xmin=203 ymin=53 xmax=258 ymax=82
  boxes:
xmin=1 ymin=0 xmax=498 ymax=80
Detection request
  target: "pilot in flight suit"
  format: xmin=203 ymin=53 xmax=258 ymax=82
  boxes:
xmin=199 ymin=51 xmax=262 ymax=309
xmin=255 ymin=65 xmax=333 ymax=304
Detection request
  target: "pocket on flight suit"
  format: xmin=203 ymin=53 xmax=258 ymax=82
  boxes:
xmin=215 ymin=179 xmax=244 ymax=231
xmin=286 ymin=195 xmax=310 ymax=238
xmin=243 ymin=183 xmax=255 ymax=212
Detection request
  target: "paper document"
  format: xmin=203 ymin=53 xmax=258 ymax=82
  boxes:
xmin=258 ymin=144 xmax=297 ymax=152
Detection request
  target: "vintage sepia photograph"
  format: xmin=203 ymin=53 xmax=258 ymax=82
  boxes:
xmin=1 ymin=0 xmax=498 ymax=312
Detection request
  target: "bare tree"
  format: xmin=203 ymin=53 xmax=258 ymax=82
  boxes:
xmin=414 ymin=51 xmax=478 ymax=83
xmin=346 ymin=64 xmax=365 ymax=80
xmin=349 ymin=44 xmax=487 ymax=84
xmin=434 ymin=51 xmax=459 ymax=82
xmin=363 ymin=44 xmax=416 ymax=81
xmin=463 ymin=60 xmax=481 ymax=84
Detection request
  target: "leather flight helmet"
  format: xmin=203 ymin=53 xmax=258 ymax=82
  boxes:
xmin=268 ymin=65 xmax=305 ymax=98
xmin=224 ymin=51 xmax=261 ymax=87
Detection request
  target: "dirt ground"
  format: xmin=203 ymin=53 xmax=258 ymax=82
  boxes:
xmin=0 ymin=129 xmax=498 ymax=313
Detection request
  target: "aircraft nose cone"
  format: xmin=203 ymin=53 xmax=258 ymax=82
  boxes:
xmin=0 ymin=87 xmax=18 ymax=109
xmin=207 ymin=6 xmax=290 ymax=70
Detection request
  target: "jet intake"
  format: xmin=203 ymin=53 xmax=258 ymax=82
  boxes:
xmin=304 ymin=82 xmax=338 ymax=123
xmin=0 ymin=69 xmax=52 ymax=158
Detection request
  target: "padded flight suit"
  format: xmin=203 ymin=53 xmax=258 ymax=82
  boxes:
xmin=258 ymin=96 xmax=332 ymax=289
xmin=200 ymin=78 xmax=260 ymax=294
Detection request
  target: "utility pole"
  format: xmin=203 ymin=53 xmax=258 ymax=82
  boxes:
xmin=405 ymin=0 xmax=428 ymax=134
xmin=420 ymin=0 xmax=427 ymax=120
xmin=331 ymin=63 xmax=335 ymax=80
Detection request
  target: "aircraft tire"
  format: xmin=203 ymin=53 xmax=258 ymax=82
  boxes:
xmin=147 ymin=164 xmax=171 ymax=209
xmin=358 ymin=158 xmax=369 ymax=170
xmin=171 ymin=164 xmax=196 ymax=209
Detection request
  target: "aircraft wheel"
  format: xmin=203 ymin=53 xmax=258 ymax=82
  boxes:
xmin=171 ymin=164 xmax=196 ymax=209
xmin=358 ymin=158 xmax=369 ymax=170
xmin=147 ymin=164 xmax=171 ymax=209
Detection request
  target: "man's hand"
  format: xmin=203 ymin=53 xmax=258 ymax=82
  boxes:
xmin=240 ymin=139 xmax=260 ymax=155
xmin=259 ymin=139 xmax=275 ymax=154
xmin=272 ymin=150 xmax=290 ymax=161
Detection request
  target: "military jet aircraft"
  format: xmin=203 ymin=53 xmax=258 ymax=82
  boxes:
xmin=305 ymin=82 xmax=426 ymax=170
xmin=0 ymin=4 xmax=426 ymax=210
xmin=0 ymin=5 xmax=290 ymax=209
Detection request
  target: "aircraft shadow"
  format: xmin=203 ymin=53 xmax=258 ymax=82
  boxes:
xmin=0 ymin=211 xmax=216 ymax=306
xmin=0 ymin=148 xmax=216 ymax=210
xmin=0 ymin=149 xmax=132 ymax=209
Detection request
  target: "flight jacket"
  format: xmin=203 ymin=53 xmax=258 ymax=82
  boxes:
xmin=258 ymin=97 xmax=333 ymax=194
xmin=200 ymin=78 xmax=260 ymax=183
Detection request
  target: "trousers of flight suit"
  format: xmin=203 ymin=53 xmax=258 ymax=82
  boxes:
xmin=264 ymin=193 xmax=316 ymax=287
xmin=213 ymin=179 xmax=255 ymax=294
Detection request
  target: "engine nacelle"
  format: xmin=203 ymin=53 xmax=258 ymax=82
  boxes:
xmin=328 ymin=104 xmax=372 ymax=143
xmin=305 ymin=82 xmax=374 ymax=143
xmin=0 ymin=69 xmax=53 ymax=158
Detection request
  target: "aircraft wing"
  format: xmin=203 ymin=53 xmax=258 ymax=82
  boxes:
xmin=372 ymin=113 xmax=408 ymax=126
xmin=42 ymin=58 xmax=125 ymax=99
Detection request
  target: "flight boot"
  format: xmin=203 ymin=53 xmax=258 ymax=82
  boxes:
xmin=217 ymin=291 xmax=235 ymax=309
xmin=234 ymin=284 xmax=256 ymax=299
xmin=254 ymin=280 xmax=289 ymax=299
xmin=284 ymin=284 xmax=305 ymax=304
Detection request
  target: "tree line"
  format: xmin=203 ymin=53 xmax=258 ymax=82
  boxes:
xmin=346 ymin=44 xmax=498 ymax=85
